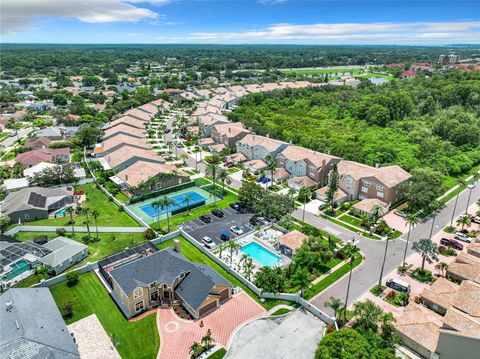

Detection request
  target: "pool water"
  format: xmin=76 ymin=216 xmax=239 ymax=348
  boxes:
xmin=55 ymin=206 xmax=72 ymax=216
xmin=241 ymin=242 xmax=280 ymax=267
xmin=2 ymin=259 xmax=31 ymax=281
xmin=139 ymin=190 xmax=206 ymax=218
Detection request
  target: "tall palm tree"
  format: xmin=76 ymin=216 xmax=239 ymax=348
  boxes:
xmin=435 ymin=262 xmax=449 ymax=277
xmin=91 ymin=209 xmax=100 ymax=241
xmin=152 ymin=199 xmax=162 ymax=230
xmin=428 ymin=200 xmax=441 ymax=240
xmin=242 ymin=257 xmax=255 ymax=281
xmin=66 ymin=207 xmax=75 ymax=235
xmin=402 ymin=213 xmax=419 ymax=273
xmin=450 ymin=179 xmax=467 ymax=227
xmin=205 ymin=162 xmax=220 ymax=205
xmin=159 ymin=196 xmax=174 ymax=232
xmin=298 ymin=186 xmax=311 ymax=222
xmin=180 ymin=153 xmax=189 ymax=165
xmin=265 ymin=154 xmax=276 ymax=188
xmin=412 ymin=238 xmax=439 ymax=271
xmin=217 ymin=168 xmax=231 ymax=194
xmin=81 ymin=208 xmax=91 ymax=240
xmin=378 ymin=230 xmax=393 ymax=288
xmin=226 ymin=240 xmax=241 ymax=266
xmin=324 ymin=296 xmax=344 ymax=319
xmin=465 ymin=172 xmax=479 ymax=214
xmin=183 ymin=195 xmax=192 ymax=214
xmin=343 ymin=244 xmax=360 ymax=321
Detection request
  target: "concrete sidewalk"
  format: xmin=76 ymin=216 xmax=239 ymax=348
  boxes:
xmin=9 ymin=226 xmax=147 ymax=233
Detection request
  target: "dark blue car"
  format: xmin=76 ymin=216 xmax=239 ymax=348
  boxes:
xmin=220 ymin=231 xmax=230 ymax=241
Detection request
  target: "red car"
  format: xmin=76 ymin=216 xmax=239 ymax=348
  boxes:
xmin=223 ymin=161 xmax=234 ymax=167
xmin=440 ymin=238 xmax=463 ymax=251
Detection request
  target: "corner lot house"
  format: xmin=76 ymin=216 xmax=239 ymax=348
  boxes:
xmin=0 ymin=288 xmax=80 ymax=358
xmin=40 ymin=236 xmax=88 ymax=275
xmin=100 ymin=245 xmax=232 ymax=319
xmin=236 ymin=134 xmax=289 ymax=161
xmin=1 ymin=186 xmax=74 ymax=223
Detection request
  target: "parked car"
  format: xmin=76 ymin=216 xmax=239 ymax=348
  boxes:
xmin=202 ymin=236 xmax=216 ymax=249
xmin=220 ymin=231 xmax=230 ymax=241
xmin=256 ymin=177 xmax=271 ymax=184
xmin=318 ymin=203 xmax=328 ymax=211
xmin=230 ymin=202 xmax=242 ymax=211
xmin=250 ymin=215 xmax=269 ymax=226
xmin=199 ymin=215 xmax=212 ymax=223
xmin=211 ymin=209 xmax=224 ymax=218
xmin=386 ymin=278 xmax=411 ymax=293
xmin=223 ymin=161 xmax=234 ymax=167
xmin=440 ymin=238 xmax=463 ymax=250
xmin=394 ymin=210 xmax=408 ymax=218
xmin=454 ymin=232 xmax=471 ymax=243
xmin=163 ymin=128 xmax=171 ymax=134
xmin=472 ymin=216 xmax=480 ymax=224
xmin=231 ymin=226 xmax=244 ymax=235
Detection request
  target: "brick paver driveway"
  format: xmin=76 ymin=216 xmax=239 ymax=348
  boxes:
xmin=157 ymin=292 xmax=266 ymax=359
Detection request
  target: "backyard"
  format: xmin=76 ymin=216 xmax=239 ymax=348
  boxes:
xmin=28 ymin=183 xmax=139 ymax=227
xmin=49 ymin=272 xmax=159 ymax=359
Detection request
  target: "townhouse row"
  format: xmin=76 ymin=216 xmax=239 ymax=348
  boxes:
xmin=94 ymin=98 xmax=190 ymax=198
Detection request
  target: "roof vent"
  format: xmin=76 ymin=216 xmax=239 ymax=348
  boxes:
xmin=6 ymin=300 xmax=13 ymax=311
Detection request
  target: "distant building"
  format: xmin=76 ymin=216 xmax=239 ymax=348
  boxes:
xmin=439 ymin=53 xmax=459 ymax=65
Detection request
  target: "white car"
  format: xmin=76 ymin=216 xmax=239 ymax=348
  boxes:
xmin=202 ymin=236 xmax=216 ymax=249
xmin=230 ymin=226 xmax=244 ymax=235
xmin=454 ymin=232 xmax=471 ymax=243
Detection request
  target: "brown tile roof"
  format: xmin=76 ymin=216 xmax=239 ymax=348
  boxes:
xmin=352 ymin=198 xmax=389 ymax=214
xmin=395 ymin=303 xmax=443 ymax=352
xmin=104 ymin=146 xmax=164 ymax=169
xmin=279 ymin=146 xmax=339 ymax=167
xmin=420 ymin=277 xmax=459 ymax=311
xmin=467 ymin=242 xmax=480 ymax=259
xmin=228 ymin=152 xmax=247 ymax=163
xmin=375 ymin=165 xmax=412 ymax=187
xmin=443 ymin=307 xmax=480 ymax=338
xmin=448 ymin=253 xmax=480 ymax=282
xmin=238 ymin=134 xmax=287 ymax=153
xmin=287 ymin=175 xmax=316 ymax=188
xmin=149 ymin=99 xmax=172 ymax=109
xmin=451 ymin=280 xmax=480 ymax=317
xmin=98 ymin=134 xmax=149 ymax=153
xmin=125 ymin=108 xmax=154 ymax=122
xmin=338 ymin=161 xmax=410 ymax=188
xmin=337 ymin=160 xmax=379 ymax=180
xmin=315 ymin=186 xmax=347 ymax=200
xmin=200 ymin=114 xmax=229 ymax=127
xmin=25 ymin=137 xmax=52 ymax=149
xmin=277 ymin=230 xmax=308 ymax=251
xmin=104 ymin=124 xmax=145 ymax=138
xmin=199 ymin=137 xmax=215 ymax=146
xmin=138 ymin=103 xmax=159 ymax=115
xmin=116 ymin=161 xmax=188 ymax=187
xmin=244 ymin=159 xmax=268 ymax=170
xmin=212 ymin=122 xmax=249 ymax=139
xmin=108 ymin=116 xmax=146 ymax=129
xmin=15 ymin=148 xmax=70 ymax=166
xmin=273 ymin=167 xmax=290 ymax=180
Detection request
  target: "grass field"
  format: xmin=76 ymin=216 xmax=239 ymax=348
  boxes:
xmin=355 ymin=73 xmax=394 ymax=80
xmin=29 ymin=183 xmax=139 ymax=227
xmin=157 ymin=237 xmax=296 ymax=311
xmin=206 ymin=348 xmax=227 ymax=359
xmin=49 ymin=272 xmax=159 ymax=359
xmin=282 ymin=68 xmax=363 ymax=75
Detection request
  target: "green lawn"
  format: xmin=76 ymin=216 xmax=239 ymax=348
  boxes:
xmin=271 ymin=308 xmax=291 ymax=316
xmin=49 ymin=272 xmax=159 ymax=359
xmin=338 ymin=214 xmax=362 ymax=227
xmin=29 ymin=183 xmax=139 ymax=227
xmin=157 ymin=237 xmax=296 ymax=310
xmin=442 ymin=162 xmax=480 ymax=189
xmin=282 ymin=68 xmax=363 ymax=75
xmin=206 ymin=348 xmax=226 ymax=359
xmin=14 ymin=231 xmax=147 ymax=263
xmin=304 ymin=255 xmax=363 ymax=300
xmin=321 ymin=215 xmax=380 ymax=240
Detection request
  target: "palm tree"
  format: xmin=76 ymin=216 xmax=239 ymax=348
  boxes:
xmin=66 ymin=207 xmax=75 ymax=235
xmin=205 ymin=162 xmax=221 ymax=205
xmin=265 ymin=154 xmax=276 ymax=188
xmin=292 ymin=267 xmax=311 ymax=296
xmin=378 ymin=230 xmax=393 ymax=288
xmin=217 ymin=168 xmax=231 ymax=194
xmin=180 ymin=153 xmax=188 ymax=165
xmin=412 ymin=238 xmax=439 ymax=271
xmin=189 ymin=342 xmax=203 ymax=358
xmin=343 ymin=244 xmax=360 ymax=321
xmin=91 ymin=209 xmax=100 ymax=241
xmin=242 ymin=257 xmax=255 ymax=281
xmin=298 ymin=186 xmax=311 ymax=222
xmin=371 ymin=204 xmax=384 ymax=224
xmin=152 ymin=199 xmax=162 ymax=230
xmin=81 ymin=208 xmax=91 ymax=240
xmin=183 ymin=195 xmax=192 ymax=214
xmin=402 ymin=214 xmax=419 ymax=272
xmin=324 ymin=296 xmax=344 ymax=319
xmin=435 ymin=262 xmax=449 ymax=277
xmin=287 ymin=187 xmax=296 ymax=198
xmin=159 ymin=196 xmax=174 ymax=232
xmin=456 ymin=214 xmax=472 ymax=231
xmin=226 ymin=240 xmax=241 ymax=265
xmin=428 ymin=200 xmax=442 ymax=240
xmin=465 ymin=172 xmax=480 ymax=214
xmin=450 ymin=179 xmax=467 ymax=227
xmin=201 ymin=329 xmax=214 ymax=350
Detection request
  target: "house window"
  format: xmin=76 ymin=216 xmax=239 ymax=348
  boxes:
xmin=362 ymin=181 xmax=371 ymax=187
xmin=361 ymin=186 xmax=368 ymax=193
xmin=133 ymin=287 xmax=143 ymax=299
xmin=377 ymin=192 xmax=384 ymax=198
xmin=135 ymin=301 xmax=144 ymax=312
xmin=150 ymin=290 xmax=159 ymax=302
xmin=149 ymin=282 xmax=157 ymax=288
xmin=375 ymin=184 xmax=385 ymax=191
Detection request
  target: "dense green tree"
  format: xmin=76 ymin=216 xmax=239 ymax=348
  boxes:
xmin=254 ymin=266 xmax=285 ymax=294
xmin=401 ymin=168 xmax=444 ymax=211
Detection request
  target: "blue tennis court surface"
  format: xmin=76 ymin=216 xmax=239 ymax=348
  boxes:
xmin=139 ymin=191 xmax=206 ymax=218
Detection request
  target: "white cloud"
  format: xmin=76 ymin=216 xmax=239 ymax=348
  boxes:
xmin=184 ymin=21 xmax=480 ymax=44
xmin=0 ymin=0 xmax=169 ymax=35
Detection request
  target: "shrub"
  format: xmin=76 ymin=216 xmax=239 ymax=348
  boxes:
xmin=438 ymin=245 xmax=457 ymax=257
xmin=66 ymin=272 xmax=79 ymax=287
xmin=56 ymin=227 xmax=67 ymax=236
xmin=144 ymin=228 xmax=156 ymax=240
xmin=62 ymin=302 xmax=74 ymax=318
xmin=410 ymin=268 xmax=434 ymax=283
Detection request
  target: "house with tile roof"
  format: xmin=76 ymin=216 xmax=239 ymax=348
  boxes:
xmin=105 ymin=115 xmax=146 ymax=130
xmin=103 ymin=123 xmax=146 ymax=140
xmin=15 ymin=148 xmax=70 ymax=167
xmin=111 ymin=162 xmax=190 ymax=198
xmin=447 ymin=253 xmax=480 ymax=283
xmin=24 ymin=136 xmax=52 ymax=150
xmin=236 ymin=134 xmax=289 ymax=161
xmin=276 ymin=230 xmax=309 ymax=257
xmin=211 ymin=122 xmax=250 ymax=148
xmin=106 ymin=247 xmax=232 ymax=319
xmin=1 ymin=186 xmax=74 ymax=223
xmin=125 ymin=108 xmax=154 ymax=122
xmin=198 ymin=113 xmax=230 ymax=136
xmin=149 ymin=99 xmax=172 ymax=110
xmin=98 ymin=146 xmax=164 ymax=171
xmin=94 ymin=133 xmax=150 ymax=157
xmin=0 ymin=288 xmax=80 ymax=358
xmin=137 ymin=103 xmax=159 ymax=115
xmin=287 ymin=176 xmax=317 ymax=191
xmin=276 ymin=146 xmax=341 ymax=186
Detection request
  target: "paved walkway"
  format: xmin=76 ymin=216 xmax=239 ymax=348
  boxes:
xmin=156 ymin=292 xmax=265 ymax=359
xmin=10 ymin=226 xmax=147 ymax=233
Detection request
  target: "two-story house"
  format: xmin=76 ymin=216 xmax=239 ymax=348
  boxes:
xmin=236 ymin=134 xmax=289 ymax=161
xmin=199 ymin=114 xmax=230 ymax=136
xmin=211 ymin=122 xmax=250 ymax=148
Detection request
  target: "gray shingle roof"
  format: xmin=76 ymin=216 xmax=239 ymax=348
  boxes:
xmin=40 ymin=236 xmax=87 ymax=268
xmin=2 ymin=186 xmax=73 ymax=215
xmin=0 ymin=288 xmax=80 ymax=359
xmin=109 ymin=248 xmax=231 ymax=311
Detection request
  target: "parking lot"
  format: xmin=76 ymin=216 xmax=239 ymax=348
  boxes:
xmin=180 ymin=207 xmax=254 ymax=246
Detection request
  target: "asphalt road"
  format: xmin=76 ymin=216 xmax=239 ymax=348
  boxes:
xmin=306 ymin=182 xmax=480 ymax=315
xmin=1 ymin=127 xmax=33 ymax=148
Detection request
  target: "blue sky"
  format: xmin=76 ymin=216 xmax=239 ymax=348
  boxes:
xmin=1 ymin=0 xmax=479 ymax=44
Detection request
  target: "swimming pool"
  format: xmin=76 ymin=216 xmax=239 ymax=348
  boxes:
xmin=241 ymin=242 xmax=280 ymax=267
xmin=2 ymin=259 xmax=31 ymax=281
xmin=55 ymin=206 xmax=72 ymax=217
xmin=139 ymin=190 xmax=207 ymax=218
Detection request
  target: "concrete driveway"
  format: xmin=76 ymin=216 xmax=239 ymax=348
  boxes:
xmin=226 ymin=308 xmax=325 ymax=359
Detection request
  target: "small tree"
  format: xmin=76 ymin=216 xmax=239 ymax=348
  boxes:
xmin=326 ymin=163 xmax=339 ymax=208
xmin=352 ymin=299 xmax=384 ymax=331
xmin=412 ymin=238 xmax=439 ymax=271
xmin=254 ymin=267 xmax=285 ymax=294
xmin=435 ymin=262 xmax=449 ymax=277
xmin=324 ymin=297 xmax=344 ymax=319
xmin=66 ymin=272 xmax=79 ymax=287
xmin=298 ymin=186 xmax=312 ymax=222
xmin=62 ymin=302 xmax=74 ymax=318
xmin=189 ymin=342 xmax=203 ymax=358
xmin=201 ymin=329 xmax=214 ymax=350
xmin=292 ymin=266 xmax=311 ymax=296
